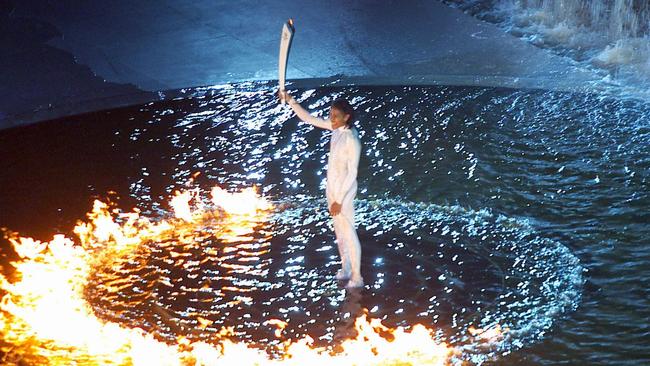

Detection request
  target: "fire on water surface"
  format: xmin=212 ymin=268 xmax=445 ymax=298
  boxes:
xmin=0 ymin=184 xmax=502 ymax=365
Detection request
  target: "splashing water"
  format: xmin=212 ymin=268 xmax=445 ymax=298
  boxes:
xmin=442 ymin=0 xmax=650 ymax=98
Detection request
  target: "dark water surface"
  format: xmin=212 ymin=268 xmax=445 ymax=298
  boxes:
xmin=0 ymin=83 xmax=648 ymax=364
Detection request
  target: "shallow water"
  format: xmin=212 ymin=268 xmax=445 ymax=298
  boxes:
xmin=0 ymin=82 xmax=648 ymax=364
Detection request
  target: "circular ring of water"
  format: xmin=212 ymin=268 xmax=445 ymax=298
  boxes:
xmin=86 ymin=195 xmax=583 ymax=363
xmin=1 ymin=82 xmax=606 ymax=364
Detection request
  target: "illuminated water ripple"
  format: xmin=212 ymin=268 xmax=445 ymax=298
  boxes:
xmin=3 ymin=81 xmax=648 ymax=364
xmin=83 ymin=194 xmax=582 ymax=364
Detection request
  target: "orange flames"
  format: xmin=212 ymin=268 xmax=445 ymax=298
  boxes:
xmin=468 ymin=324 xmax=506 ymax=342
xmin=0 ymin=184 xmax=471 ymax=365
xmin=264 ymin=319 xmax=287 ymax=338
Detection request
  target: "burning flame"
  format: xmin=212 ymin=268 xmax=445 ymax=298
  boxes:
xmin=264 ymin=319 xmax=288 ymax=338
xmin=0 ymin=184 xmax=484 ymax=365
xmin=210 ymin=186 xmax=270 ymax=216
xmin=468 ymin=324 xmax=505 ymax=342
xmin=171 ymin=189 xmax=197 ymax=222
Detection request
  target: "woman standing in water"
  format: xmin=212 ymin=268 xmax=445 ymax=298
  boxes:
xmin=280 ymin=91 xmax=364 ymax=288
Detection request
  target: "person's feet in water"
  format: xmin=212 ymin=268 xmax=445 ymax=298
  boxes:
xmin=345 ymin=276 xmax=364 ymax=288
xmin=336 ymin=269 xmax=351 ymax=280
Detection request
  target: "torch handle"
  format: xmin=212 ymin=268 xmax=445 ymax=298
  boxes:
xmin=278 ymin=19 xmax=295 ymax=104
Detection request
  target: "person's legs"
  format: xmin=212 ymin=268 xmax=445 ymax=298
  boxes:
xmin=333 ymin=217 xmax=351 ymax=279
xmin=329 ymin=192 xmax=351 ymax=279
xmin=339 ymin=197 xmax=363 ymax=288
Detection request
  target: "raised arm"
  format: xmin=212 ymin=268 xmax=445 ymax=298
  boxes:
xmin=285 ymin=94 xmax=332 ymax=130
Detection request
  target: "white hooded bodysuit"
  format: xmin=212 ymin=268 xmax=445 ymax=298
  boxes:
xmin=289 ymin=101 xmax=363 ymax=286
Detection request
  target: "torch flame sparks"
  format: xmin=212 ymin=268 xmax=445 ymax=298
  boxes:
xmin=0 ymin=184 xmax=484 ymax=365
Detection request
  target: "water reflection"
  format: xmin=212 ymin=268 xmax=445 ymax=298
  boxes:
xmin=83 ymin=190 xmax=581 ymax=366
xmin=332 ymin=287 xmax=364 ymax=345
xmin=118 ymin=83 xmax=630 ymax=363
xmin=8 ymin=82 xmax=644 ymax=363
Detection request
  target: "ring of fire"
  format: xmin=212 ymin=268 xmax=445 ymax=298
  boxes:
xmin=1 ymin=185 xmax=583 ymax=365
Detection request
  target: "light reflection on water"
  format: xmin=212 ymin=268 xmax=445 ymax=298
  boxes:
xmin=86 ymin=192 xmax=582 ymax=364
xmin=2 ymin=81 xmax=648 ymax=364
xmin=93 ymin=84 xmax=597 ymax=363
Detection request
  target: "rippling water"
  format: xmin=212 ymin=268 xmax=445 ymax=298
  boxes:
xmin=0 ymin=82 xmax=648 ymax=364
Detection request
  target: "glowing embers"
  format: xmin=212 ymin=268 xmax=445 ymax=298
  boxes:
xmin=0 ymin=187 xmax=459 ymax=365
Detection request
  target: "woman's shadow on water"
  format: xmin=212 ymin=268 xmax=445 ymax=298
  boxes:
xmin=331 ymin=287 xmax=365 ymax=345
